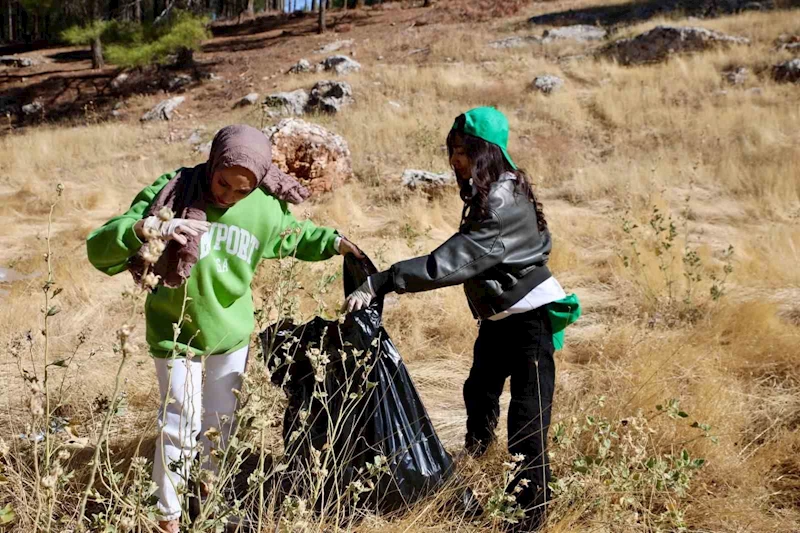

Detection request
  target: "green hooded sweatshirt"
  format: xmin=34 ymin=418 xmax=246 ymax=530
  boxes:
xmin=87 ymin=171 xmax=340 ymax=358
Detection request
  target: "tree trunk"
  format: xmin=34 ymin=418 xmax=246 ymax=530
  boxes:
xmin=312 ymin=0 xmax=318 ymax=12
xmin=318 ymin=0 xmax=325 ymax=33
xmin=91 ymin=35 xmax=104 ymax=69
xmin=176 ymin=46 xmax=194 ymax=68
xmin=135 ymin=0 xmax=142 ymax=22
xmin=355 ymin=0 xmax=363 ymax=8
xmin=246 ymin=0 xmax=254 ymax=15
xmin=7 ymin=0 xmax=13 ymax=42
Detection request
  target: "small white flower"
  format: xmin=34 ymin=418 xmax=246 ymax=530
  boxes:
xmin=512 ymin=453 xmax=526 ymax=463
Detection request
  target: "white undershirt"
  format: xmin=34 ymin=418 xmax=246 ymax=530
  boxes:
xmin=488 ymin=276 xmax=566 ymax=321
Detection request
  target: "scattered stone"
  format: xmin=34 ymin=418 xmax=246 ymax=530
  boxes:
xmin=542 ymin=25 xmax=607 ymax=43
xmin=402 ymin=169 xmax=455 ymax=194
xmin=113 ymin=102 xmax=125 ymax=111
xmin=288 ymin=58 xmax=312 ymax=74
xmin=531 ymin=75 xmax=565 ymax=94
xmin=234 ymin=93 xmax=260 ymax=108
xmin=166 ymin=74 xmax=193 ymax=92
xmin=264 ymin=89 xmax=310 ymax=116
xmin=21 ymin=101 xmax=43 ymax=116
xmin=408 ymin=47 xmax=430 ymax=56
xmin=264 ymin=118 xmax=353 ymax=196
xmin=315 ymin=39 xmax=354 ymax=54
xmin=601 ymin=26 xmax=750 ymax=66
xmin=0 ymin=55 xmax=35 ymax=68
xmin=140 ymin=96 xmax=185 ymax=122
xmin=187 ymin=130 xmax=204 ymax=145
xmin=773 ymin=58 xmax=800 ymax=83
xmin=196 ymin=140 xmax=213 ymax=155
xmin=319 ymin=55 xmax=361 ymax=75
xmin=308 ymin=80 xmax=353 ymax=114
xmin=723 ymin=66 xmax=749 ymax=85
xmin=488 ymin=36 xmax=541 ymax=49
xmin=747 ymin=87 xmax=764 ymax=96
xmin=388 ymin=101 xmax=402 ymax=108
xmin=783 ymin=43 xmax=800 ymax=52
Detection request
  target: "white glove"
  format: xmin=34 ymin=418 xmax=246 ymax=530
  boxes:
xmin=345 ymin=278 xmax=376 ymax=313
xmin=143 ymin=216 xmax=210 ymax=245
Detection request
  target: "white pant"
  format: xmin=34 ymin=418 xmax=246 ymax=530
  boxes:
xmin=152 ymin=346 xmax=249 ymax=521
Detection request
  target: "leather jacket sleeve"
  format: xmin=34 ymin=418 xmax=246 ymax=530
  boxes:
xmin=390 ymin=209 xmax=505 ymax=294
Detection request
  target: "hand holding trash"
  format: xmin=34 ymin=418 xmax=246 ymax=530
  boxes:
xmin=136 ymin=216 xmax=211 ymax=246
xmin=337 ymin=236 xmax=365 ymax=259
xmin=345 ymin=278 xmax=376 ymax=312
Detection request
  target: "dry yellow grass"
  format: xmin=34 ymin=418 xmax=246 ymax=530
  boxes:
xmin=1 ymin=1 xmax=800 ymax=531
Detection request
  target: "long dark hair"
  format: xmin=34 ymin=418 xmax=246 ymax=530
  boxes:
xmin=446 ymin=126 xmax=547 ymax=233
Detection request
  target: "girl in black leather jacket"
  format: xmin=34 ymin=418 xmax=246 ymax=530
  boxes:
xmin=346 ymin=107 xmax=576 ymax=531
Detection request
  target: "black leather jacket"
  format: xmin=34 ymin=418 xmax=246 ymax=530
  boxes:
xmin=387 ymin=175 xmax=552 ymax=319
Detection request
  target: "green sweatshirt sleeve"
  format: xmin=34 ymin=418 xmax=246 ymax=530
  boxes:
xmin=86 ymin=172 xmax=175 ymax=276
xmin=263 ymin=201 xmax=340 ymax=262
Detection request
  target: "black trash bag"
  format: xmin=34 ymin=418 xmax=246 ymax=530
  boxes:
xmin=259 ymin=254 xmax=480 ymax=516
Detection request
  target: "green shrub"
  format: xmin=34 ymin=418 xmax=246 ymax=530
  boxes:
xmin=105 ymin=11 xmax=210 ymax=69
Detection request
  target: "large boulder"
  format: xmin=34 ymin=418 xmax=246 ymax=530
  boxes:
xmin=402 ymin=170 xmax=455 ymax=195
xmin=773 ymin=58 xmax=800 ymax=83
xmin=531 ymin=75 xmax=564 ymax=94
xmin=320 ymin=55 xmax=361 ymax=75
xmin=308 ymin=80 xmax=353 ymax=114
xmin=542 ymin=25 xmax=607 ymax=43
xmin=140 ymin=96 xmax=185 ymax=122
xmin=601 ymin=26 xmax=749 ymax=66
xmin=0 ymin=55 xmax=35 ymax=68
xmin=264 ymin=118 xmax=353 ymax=196
xmin=264 ymin=89 xmax=310 ymax=116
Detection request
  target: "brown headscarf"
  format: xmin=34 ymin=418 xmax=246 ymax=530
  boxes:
xmin=129 ymin=124 xmax=310 ymax=289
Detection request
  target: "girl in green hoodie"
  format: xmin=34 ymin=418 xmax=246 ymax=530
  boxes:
xmin=87 ymin=125 xmax=360 ymax=532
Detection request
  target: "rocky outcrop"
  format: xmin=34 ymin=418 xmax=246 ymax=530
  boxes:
xmin=264 ymin=119 xmax=353 ymax=196
xmin=601 ymin=26 xmax=749 ymax=66
xmin=308 ymin=81 xmax=353 ymax=114
xmin=140 ymin=96 xmax=185 ymax=122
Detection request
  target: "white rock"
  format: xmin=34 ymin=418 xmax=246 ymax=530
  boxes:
xmin=315 ymin=40 xmax=354 ymax=54
xmin=319 ymin=55 xmax=361 ymax=75
xmin=288 ymin=59 xmax=312 ymax=74
xmin=264 ymin=89 xmax=310 ymax=116
xmin=542 ymin=25 xmax=607 ymax=43
xmin=22 ymin=101 xmax=43 ymax=115
xmin=532 ymin=75 xmax=564 ymax=94
xmin=488 ymin=36 xmax=541 ymax=49
xmin=234 ymin=93 xmax=260 ymax=108
xmin=402 ymin=169 xmax=455 ymax=192
xmin=308 ymin=81 xmax=353 ymax=114
xmin=140 ymin=96 xmax=185 ymax=122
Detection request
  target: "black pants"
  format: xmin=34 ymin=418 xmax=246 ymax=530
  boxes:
xmin=464 ymin=307 xmax=555 ymax=523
